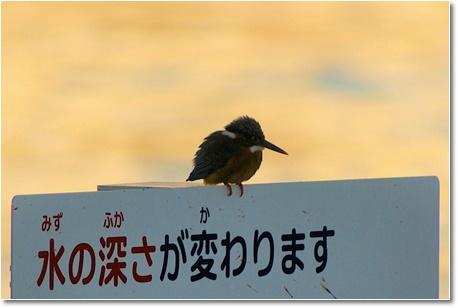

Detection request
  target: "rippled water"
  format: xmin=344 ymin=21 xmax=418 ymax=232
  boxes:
xmin=2 ymin=2 xmax=449 ymax=298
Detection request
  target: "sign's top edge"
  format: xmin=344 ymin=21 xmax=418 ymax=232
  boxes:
xmin=11 ymin=175 xmax=439 ymax=202
xmin=97 ymin=175 xmax=439 ymax=191
xmin=97 ymin=181 xmax=203 ymax=191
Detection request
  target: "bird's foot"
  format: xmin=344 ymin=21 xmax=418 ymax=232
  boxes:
xmin=224 ymin=183 xmax=232 ymax=196
xmin=237 ymin=183 xmax=244 ymax=197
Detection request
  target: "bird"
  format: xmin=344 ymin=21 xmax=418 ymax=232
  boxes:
xmin=186 ymin=116 xmax=288 ymax=196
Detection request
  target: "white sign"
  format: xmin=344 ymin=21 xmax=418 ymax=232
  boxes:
xmin=11 ymin=176 xmax=439 ymax=299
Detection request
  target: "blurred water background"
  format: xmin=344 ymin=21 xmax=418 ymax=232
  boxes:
xmin=2 ymin=2 xmax=449 ymax=298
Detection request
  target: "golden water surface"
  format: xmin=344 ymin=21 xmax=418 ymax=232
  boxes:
xmin=2 ymin=2 xmax=449 ymax=298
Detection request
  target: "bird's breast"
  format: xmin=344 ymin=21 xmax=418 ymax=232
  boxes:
xmin=205 ymin=148 xmax=262 ymax=184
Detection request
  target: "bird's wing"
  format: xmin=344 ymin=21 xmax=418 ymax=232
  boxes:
xmin=187 ymin=130 xmax=241 ymax=181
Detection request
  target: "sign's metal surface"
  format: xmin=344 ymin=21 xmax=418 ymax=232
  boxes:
xmin=11 ymin=176 xmax=439 ymax=299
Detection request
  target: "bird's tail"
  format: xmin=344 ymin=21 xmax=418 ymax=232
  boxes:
xmin=187 ymin=169 xmax=204 ymax=182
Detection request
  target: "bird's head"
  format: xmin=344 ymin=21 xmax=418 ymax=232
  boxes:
xmin=225 ymin=116 xmax=288 ymax=155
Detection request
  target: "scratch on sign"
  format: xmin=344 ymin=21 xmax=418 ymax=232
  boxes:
xmin=320 ymin=278 xmax=337 ymax=299
xmin=246 ymin=283 xmax=259 ymax=293
xmin=283 ymin=286 xmax=293 ymax=298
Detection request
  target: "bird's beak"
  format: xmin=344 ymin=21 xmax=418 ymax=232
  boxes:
xmin=260 ymin=139 xmax=288 ymax=155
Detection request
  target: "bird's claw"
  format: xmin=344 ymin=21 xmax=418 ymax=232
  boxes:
xmin=237 ymin=183 xmax=244 ymax=197
xmin=225 ymin=183 xmax=232 ymax=196
xmin=224 ymin=183 xmax=244 ymax=197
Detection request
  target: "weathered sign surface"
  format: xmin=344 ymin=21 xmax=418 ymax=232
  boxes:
xmin=11 ymin=176 xmax=439 ymax=299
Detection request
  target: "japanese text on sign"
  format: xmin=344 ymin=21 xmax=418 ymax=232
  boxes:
xmin=37 ymin=209 xmax=335 ymax=290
